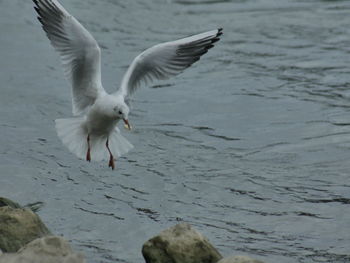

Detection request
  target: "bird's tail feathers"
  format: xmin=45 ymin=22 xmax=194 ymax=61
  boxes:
xmin=55 ymin=117 xmax=133 ymax=162
xmin=55 ymin=117 xmax=87 ymax=160
xmin=108 ymin=127 xmax=134 ymax=160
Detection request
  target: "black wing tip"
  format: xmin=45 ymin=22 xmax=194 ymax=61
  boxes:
xmin=217 ymin=28 xmax=223 ymax=37
xmin=208 ymin=28 xmax=223 ymax=45
xmin=211 ymin=38 xmax=220 ymax=44
xmin=207 ymin=44 xmax=214 ymax=50
xmin=34 ymin=6 xmax=41 ymax=15
xmin=33 ymin=0 xmax=42 ymax=18
xmin=37 ymin=16 xmax=43 ymax=24
xmin=33 ymin=0 xmax=61 ymax=15
xmin=188 ymin=28 xmax=223 ymax=58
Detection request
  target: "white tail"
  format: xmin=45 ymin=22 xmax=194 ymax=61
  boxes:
xmin=55 ymin=117 xmax=133 ymax=162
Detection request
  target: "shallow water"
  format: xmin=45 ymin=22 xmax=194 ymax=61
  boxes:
xmin=1 ymin=0 xmax=350 ymax=262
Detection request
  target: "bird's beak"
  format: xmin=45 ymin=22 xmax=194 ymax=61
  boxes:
xmin=123 ymin=118 xmax=132 ymax=130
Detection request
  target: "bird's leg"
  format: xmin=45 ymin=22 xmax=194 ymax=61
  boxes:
xmin=86 ymin=134 xmax=91 ymax=162
xmin=106 ymin=139 xmax=115 ymax=170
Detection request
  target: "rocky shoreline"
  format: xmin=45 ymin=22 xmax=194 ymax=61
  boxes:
xmin=0 ymin=197 xmax=264 ymax=263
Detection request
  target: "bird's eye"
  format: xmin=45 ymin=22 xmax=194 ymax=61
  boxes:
xmin=118 ymin=110 xmax=123 ymax=115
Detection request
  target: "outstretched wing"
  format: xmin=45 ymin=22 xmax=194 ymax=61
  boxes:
xmin=33 ymin=0 xmax=105 ymax=115
xmin=117 ymin=28 xmax=223 ymax=98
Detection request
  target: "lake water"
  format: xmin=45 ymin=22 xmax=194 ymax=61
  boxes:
xmin=1 ymin=0 xmax=350 ymax=262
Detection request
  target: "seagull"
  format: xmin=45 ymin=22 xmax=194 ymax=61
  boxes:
xmin=33 ymin=0 xmax=223 ymax=170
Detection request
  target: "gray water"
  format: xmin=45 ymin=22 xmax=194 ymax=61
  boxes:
xmin=1 ymin=0 xmax=350 ymax=262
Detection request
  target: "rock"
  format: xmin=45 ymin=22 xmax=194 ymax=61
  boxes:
xmin=0 ymin=197 xmax=21 ymax=209
xmin=0 ymin=236 xmax=85 ymax=263
xmin=0 ymin=197 xmax=44 ymax=212
xmin=0 ymin=206 xmax=51 ymax=252
xmin=142 ymin=223 xmax=222 ymax=263
xmin=217 ymin=255 xmax=265 ymax=263
xmin=24 ymin=202 xmax=45 ymax=213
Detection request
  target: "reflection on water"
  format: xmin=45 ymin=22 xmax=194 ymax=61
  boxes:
xmin=1 ymin=0 xmax=350 ymax=262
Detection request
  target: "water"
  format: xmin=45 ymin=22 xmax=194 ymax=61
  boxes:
xmin=1 ymin=0 xmax=350 ymax=262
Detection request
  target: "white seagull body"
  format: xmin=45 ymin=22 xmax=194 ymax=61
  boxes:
xmin=33 ymin=0 xmax=223 ymax=169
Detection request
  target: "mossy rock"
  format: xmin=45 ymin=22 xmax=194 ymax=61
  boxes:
xmin=142 ymin=223 xmax=222 ymax=263
xmin=0 ymin=236 xmax=86 ymax=263
xmin=0 ymin=197 xmax=21 ymax=209
xmin=0 ymin=206 xmax=51 ymax=252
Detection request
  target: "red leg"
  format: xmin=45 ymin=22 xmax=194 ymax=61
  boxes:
xmin=86 ymin=134 xmax=91 ymax=162
xmin=106 ymin=139 xmax=115 ymax=170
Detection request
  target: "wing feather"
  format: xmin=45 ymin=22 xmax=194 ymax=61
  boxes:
xmin=33 ymin=0 xmax=105 ymax=115
xmin=117 ymin=28 xmax=223 ymax=98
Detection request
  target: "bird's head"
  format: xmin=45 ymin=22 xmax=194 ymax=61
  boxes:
xmin=113 ymin=102 xmax=131 ymax=130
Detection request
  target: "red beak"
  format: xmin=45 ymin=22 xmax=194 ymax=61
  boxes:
xmin=123 ymin=118 xmax=131 ymax=130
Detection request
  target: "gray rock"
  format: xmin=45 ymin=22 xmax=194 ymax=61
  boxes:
xmin=217 ymin=255 xmax=265 ymax=263
xmin=142 ymin=223 xmax=222 ymax=263
xmin=0 ymin=236 xmax=85 ymax=263
xmin=0 ymin=206 xmax=51 ymax=252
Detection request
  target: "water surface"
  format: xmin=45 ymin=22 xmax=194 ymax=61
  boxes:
xmin=1 ymin=0 xmax=350 ymax=262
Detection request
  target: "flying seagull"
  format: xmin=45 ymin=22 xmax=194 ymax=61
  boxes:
xmin=33 ymin=0 xmax=223 ymax=170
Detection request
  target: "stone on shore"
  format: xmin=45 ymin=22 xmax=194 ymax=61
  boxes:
xmin=142 ymin=223 xmax=223 ymax=263
xmin=0 ymin=236 xmax=85 ymax=263
xmin=0 ymin=206 xmax=51 ymax=252
xmin=0 ymin=197 xmax=22 ymax=209
xmin=217 ymin=255 xmax=265 ymax=263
